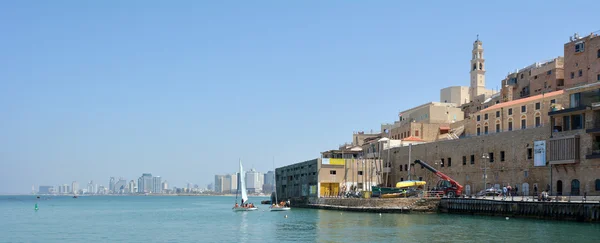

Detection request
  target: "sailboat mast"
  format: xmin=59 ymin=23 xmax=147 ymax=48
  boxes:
xmin=273 ymin=156 xmax=277 ymax=203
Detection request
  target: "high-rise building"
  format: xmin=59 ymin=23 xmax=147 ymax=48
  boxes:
xmin=87 ymin=181 xmax=95 ymax=194
xmin=72 ymin=181 xmax=79 ymax=194
xmin=114 ymin=178 xmax=127 ymax=194
xmin=228 ymin=174 xmax=238 ymax=194
xmin=162 ymin=181 xmax=169 ymax=191
xmin=38 ymin=186 xmax=53 ymax=194
xmin=138 ymin=173 xmax=153 ymax=193
xmin=109 ymin=177 xmax=116 ymax=193
xmin=207 ymin=183 xmax=213 ymax=191
xmin=129 ymin=180 xmax=137 ymax=194
xmin=263 ymin=171 xmax=275 ymax=194
xmin=214 ymin=175 xmax=225 ymax=193
xmin=246 ymin=169 xmax=263 ymax=193
xmin=152 ymin=176 xmax=162 ymax=193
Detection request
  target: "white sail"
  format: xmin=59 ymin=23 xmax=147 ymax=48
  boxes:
xmin=239 ymin=160 xmax=248 ymax=202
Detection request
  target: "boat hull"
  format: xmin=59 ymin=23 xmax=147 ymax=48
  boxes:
xmin=232 ymin=207 xmax=258 ymax=212
xmin=395 ymin=181 xmax=426 ymax=188
xmin=269 ymin=207 xmax=291 ymax=211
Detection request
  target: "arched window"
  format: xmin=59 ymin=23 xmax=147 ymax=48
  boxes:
xmin=495 ymin=120 xmax=501 ymax=133
xmin=473 ymin=64 xmax=477 ymax=71
xmin=535 ymin=113 xmax=541 ymax=127
xmin=404 ymin=164 xmax=408 ymax=171
xmin=508 ymin=118 xmax=513 ymax=131
xmin=521 ymin=115 xmax=527 ymax=129
xmin=557 ymin=180 xmax=563 ymax=195
xmin=571 ymin=179 xmax=580 ymax=196
xmin=479 ymin=63 xmax=483 ymax=70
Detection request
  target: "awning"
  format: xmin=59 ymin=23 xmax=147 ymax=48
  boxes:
xmin=439 ymin=126 xmax=450 ymax=131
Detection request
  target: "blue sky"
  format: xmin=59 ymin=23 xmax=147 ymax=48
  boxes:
xmin=1 ymin=1 xmax=598 ymax=193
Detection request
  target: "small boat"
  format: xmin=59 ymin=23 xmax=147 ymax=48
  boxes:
xmin=269 ymin=206 xmax=291 ymax=211
xmin=396 ymin=180 xmax=426 ymax=188
xmin=233 ymin=207 xmax=258 ymax=212
xmin=233 ymin=159 xmax=258 ymax=212
xmin=261 ymin=200 xmax=271 ymax=205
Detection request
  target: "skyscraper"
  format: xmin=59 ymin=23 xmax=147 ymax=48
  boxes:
xmin=109 ymin=177 xmax=116 ymax=194
xmin=214 ymin=175 xmax=225 ymax=193
xmin=114 ymin=178 xmax=127 ymax=194
xmin=129 ymin=180 xmax=136 ymax=194
xmin=72 ymin=181 xmax=79 ymax=195
xmin=137 ymin=173 xmax=153 ymax=193
xmin=152 ymin=176 xmax=162 ymax=193
xmin=263 ymin=171 xmax=275 ymax=194
xmin=38 ymin=186 xmax=53 ymax=194
xmin=246 ymin=169 xmax=263 ymax=193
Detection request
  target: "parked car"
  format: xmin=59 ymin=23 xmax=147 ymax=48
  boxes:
xmin=476 ymin=188 xmax=502 ymax=197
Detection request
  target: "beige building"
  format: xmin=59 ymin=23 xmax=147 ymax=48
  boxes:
xmin=564 ymin=32 xmax=600 ymax=88
xmin=466 ymin=90 xmax=565 ymax=137
xmin=388 ymin=102 xmax=465 ymax=142
xmin=440 ymin=86 xmax=470 ymax=106
xmin=385 ymin=84 xmax=600 ymax=196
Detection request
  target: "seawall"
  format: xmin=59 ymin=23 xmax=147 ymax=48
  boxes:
xmin=439 ymin=198 xmax=600 ymax=222
xmin=292 ymin=198 xmax=440 ymax=213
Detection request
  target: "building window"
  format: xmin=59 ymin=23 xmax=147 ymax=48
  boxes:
xmin=571 ymin=72 xmax=575 ymax=79
xmin=484 ymin=126 xmax=489 ymax=134
xmin=358 ymin=171 xmax=363 ymax=175
xmin=399 ymin=166 xmax=403 ymax=171
xmin=448 ymin=158 xmax=452 ymax=167
xmin=405 ymin=164 xmax=408 ymax=171
xmin=520 ymin=73 xmax=524 ymax=79
xmin=440 ymin=158 xmax=444 ymax=167
xmin=496 ymin=111 xmax=500 ymax=117
xmin=508 ymin=121 xmax=513 ymax=131
xmin=524 ymin=171 xmax=528 ymax=178
xmin=596 ymin=179 xmax=600 ymax=191
xmin=496 ymin=123 xmax=500 ymax=133
xmin=415 ymin=130 xmax=419 ymax=137
xmin=575 ymin=42 xmax=585 ymax=53
xmin=462 ymin=156 xmax=467 ymax=165
xmin=521 ymin=105 xmax=526 ymax=113
xmin=477 ymin=115 xmax=481 ymax=121
xmin=329 ymin=170 xmax=336 ymax=175
xmin=527 ymin=148 xmax=533 ymax=159
xmin=508 ymin=108 xmax=513 ymax=115
xmin=535 ymin=102 xmax=540 ymax=110
xmin=477 ymin=127 xmax=481 ymax=136
xmin=535 ymin=116 xmax=541 ymax=127
xmin=470 ymin=155 xmax=475 ymax=164
xmin=572 ymin=114 xmax=584 ymax=130
xmin=484 ymin=114 xmax=488 ymax=120
xmin=500 ymin=151 xmax=505 ymax=161
xmin=521 ymin=119 xmax=526 ymax=129
xmin=597 ymin=74 xmax=600 ymax=81
xmin=547 ymin=70 xmax=552 ymax=75
xmin=597 ymin=49 xmax=600 ymax=58
xmin=489 ymin=152 xmax=494 ymax=162
xmin=473 ymin=64 xmax=476 ymax=71
xmin=579 ymin=70 xmax=583 ymax=77
xmin=571 ymin=179 xmax=580 ymax=196
xmin=551 ymin=99 xmax=556 ymax=104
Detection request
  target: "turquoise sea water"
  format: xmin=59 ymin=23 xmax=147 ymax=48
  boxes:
xmin=1 ymin=195 xmax=599 ymax=243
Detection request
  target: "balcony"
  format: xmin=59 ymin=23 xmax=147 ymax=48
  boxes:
xmin=548 ymin=105 xmax=587 ymax=116
xmin=548 ymin=135 xmax=580 ymax=165
xmin=586 ymin=142 xmax=600 ymax=159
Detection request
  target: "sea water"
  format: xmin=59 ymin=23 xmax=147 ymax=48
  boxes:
xmin=1 ymin=195 xmax=598 ymax=242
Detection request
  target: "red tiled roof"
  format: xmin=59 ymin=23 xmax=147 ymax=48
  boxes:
xmin=480 ymin=90 xmax=564 ymax=113
xmin=403 ymin=136 xmax=425 ymax=142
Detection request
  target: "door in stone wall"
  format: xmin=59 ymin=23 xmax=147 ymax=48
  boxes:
xmin=557 ymin=180 xmax=563 ymax=196
xmin=522 ymin=183 xmax=530 ymax=196
xmin=465 ymin=185 xmax=471 ymax=196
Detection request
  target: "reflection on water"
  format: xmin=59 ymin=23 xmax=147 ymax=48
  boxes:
xmin=1 ymin=196 xmax=599 ymax=243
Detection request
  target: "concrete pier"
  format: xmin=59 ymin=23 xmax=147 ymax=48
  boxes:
xmin=293 ymin=198 xmax=440 ymax=213
xmin=439 ymin=198 xmax=600 ymax=222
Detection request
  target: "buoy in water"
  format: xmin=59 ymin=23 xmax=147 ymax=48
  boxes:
xmin=284 ymin=215 xmax=288 ymax=218
xmin=34 ymin=203 xmax=39 ymax=211
xmin=506 ymin=217 xmax=509 ymax=220
xmin=379 ymin=213 xmax=382 ymax=216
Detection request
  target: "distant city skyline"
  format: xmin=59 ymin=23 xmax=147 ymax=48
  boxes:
xmin=2 ymin=1 xmax=599 ymax=194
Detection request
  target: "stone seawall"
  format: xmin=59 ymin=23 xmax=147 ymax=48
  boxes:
xmin=440 ymin=198 xmax=600 ymax=222
xmin=291 ymin=198 xmax=440 ymax=213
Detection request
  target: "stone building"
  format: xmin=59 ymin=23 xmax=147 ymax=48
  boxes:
xmin=500 ymin=57 xmax=565 ymax=102
xmin=564 ymin=32 xmax=600 ymax=88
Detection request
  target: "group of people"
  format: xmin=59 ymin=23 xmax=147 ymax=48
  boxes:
xmin=234 ymin=199 xmax=256 ymax=208
xmin=271 ymin=200 xmax=290 ymax=208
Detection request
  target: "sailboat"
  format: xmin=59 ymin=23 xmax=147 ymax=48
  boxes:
xmin=270 ymin=157 xmax=291 ymax=212
xmin=233 ymin=159 xmax=258 ymax=212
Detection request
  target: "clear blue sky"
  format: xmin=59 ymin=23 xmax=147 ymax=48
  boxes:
xmin=1 ymin=1 xmax=598 ymax=193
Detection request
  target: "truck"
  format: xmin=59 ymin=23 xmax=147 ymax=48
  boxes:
xmin=412 ymin=159 xmax=463 ymax=197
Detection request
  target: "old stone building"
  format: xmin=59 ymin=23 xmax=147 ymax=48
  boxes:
xmin=564 ymin=32 xmax=600 ymax=88
xmin=501 ymin=57 xmax=565 ymax=101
